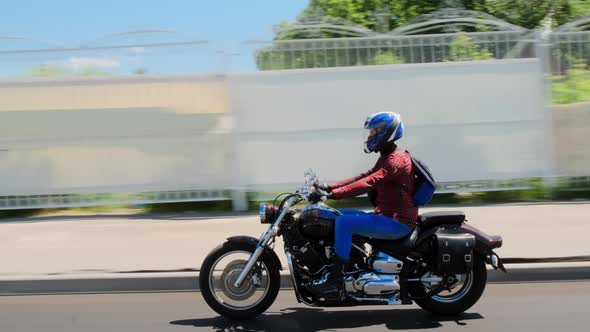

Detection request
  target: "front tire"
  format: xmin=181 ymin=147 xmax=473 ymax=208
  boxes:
xmin=410 ymin=254 xmax=487 ymax=315
xmin=199 ymin=241 xmax=281 ymax=320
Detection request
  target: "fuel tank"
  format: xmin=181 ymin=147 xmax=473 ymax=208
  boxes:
xmin=298 ymin=205 xmax=341 ymax=239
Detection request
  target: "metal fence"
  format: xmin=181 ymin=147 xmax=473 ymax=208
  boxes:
xmin=549 ymin=31 xmax=590 ymax=104
xmin=255 ymin=31 xmax=533 ymax=70
xmin=0 ymin=190 xmax=231 ymax=210
xmin=254 ymin=28 xmax=590 ymax=107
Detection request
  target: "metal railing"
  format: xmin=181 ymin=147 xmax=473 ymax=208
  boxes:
xmin=255 ymin=31 xmax=533 ymax=70
xmin=549 ymin=31 xmax=590 ymax=104
xmin=0 ymin=190 xmax=231 ymax=210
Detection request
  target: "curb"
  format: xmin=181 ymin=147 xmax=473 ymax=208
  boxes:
xmin=1 ymin=263 xmax=589 ymax=295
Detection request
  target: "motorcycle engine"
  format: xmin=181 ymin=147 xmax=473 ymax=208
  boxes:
xmin=292 ymin=242 xmax=330 ymax=276
xmin=345 ymin=252 xmax=404 ymax=296
xmin=345 ymin=272 xmax=401 ymax=295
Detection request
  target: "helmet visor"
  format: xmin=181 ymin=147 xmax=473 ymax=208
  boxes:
xmin=365 ymin=122 xmax=387 ymax=142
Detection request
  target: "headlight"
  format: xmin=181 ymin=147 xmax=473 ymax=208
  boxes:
xmin=259 ymin=203 xmax=278 ymax=224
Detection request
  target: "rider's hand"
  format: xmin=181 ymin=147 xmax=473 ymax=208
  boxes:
xmin=308 ymin=191 xmax=325 ymax=204
xmin=314 ymin=183 xmax=332 ymax=193
xmin=308 ymin=191 xmax=334 ymax=203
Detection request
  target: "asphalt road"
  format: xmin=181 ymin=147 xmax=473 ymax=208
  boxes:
xmin=1 ymin=282 xmax=589 ymax=332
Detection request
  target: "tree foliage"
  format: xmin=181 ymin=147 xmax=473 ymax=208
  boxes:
xmin=30 ymin=64 xmax=111 ymax=77
xmin=372 ymin=50 xmax=404 ymax=65
xmin=285 ymin=0 xmax=590 ymax=38
xmin=448 ymin=32 xmax=493 ymax=61
xmin=552 ymin=61 xmax=590 ymax=104
xmin=257 ymin=0 xmax=590 ymax=70
xmin=30 ymin=64 xmax=67 ymax=77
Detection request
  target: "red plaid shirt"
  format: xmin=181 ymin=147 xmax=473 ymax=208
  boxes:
xmin=329 ymin=148 xmax=418 ymax=228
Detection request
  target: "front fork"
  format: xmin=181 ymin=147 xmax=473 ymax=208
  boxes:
xmin=232 ymin=228 xmax=275 ymax=287
xmin=233 ymin=196 xmax=297 ymax=288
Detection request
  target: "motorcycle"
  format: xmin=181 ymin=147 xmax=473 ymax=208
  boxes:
xmin=200 ymin=170 xmax=506 ymax=320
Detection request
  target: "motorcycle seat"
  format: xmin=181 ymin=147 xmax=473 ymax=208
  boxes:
xmin=418 ymin=211 xmax=465 ymax=228
xmin=368 ymin=226 xmax=419 ymax=259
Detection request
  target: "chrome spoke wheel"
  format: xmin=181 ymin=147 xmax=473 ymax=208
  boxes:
xmin=208 ymin=251 xmax=271 ymax=311
xmin=425 ymin=271 xmax=474 ymax=303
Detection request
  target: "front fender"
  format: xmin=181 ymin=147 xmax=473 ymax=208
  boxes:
xmin=226 ymin=236 xmax=283 ymax=271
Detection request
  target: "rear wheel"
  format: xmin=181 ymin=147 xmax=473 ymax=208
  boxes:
xmin=410 ymin=254 xmax=487 ymax=315
xmin=199 ymin=241 xmax=281 ymax=320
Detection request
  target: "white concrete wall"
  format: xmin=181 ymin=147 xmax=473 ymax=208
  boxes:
xmin=0 ymin=60 xmax=550 ymax=198
xmin=0 ymin=76 xmax=232 ymax=195
xmin=230 ymin=59 xmax=548 ymax=187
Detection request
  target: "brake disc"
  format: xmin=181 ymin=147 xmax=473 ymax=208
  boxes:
xmin=220 ymin=259 xmax=257 ymax=301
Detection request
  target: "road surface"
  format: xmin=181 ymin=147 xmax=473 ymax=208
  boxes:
xmin=1 ymin=281 xmax=588 ymax=331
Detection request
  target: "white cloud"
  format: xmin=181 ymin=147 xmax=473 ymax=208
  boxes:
xmin=128 ymin=47 xmax=146 ymax=53
xmin=60 ymin=57 xmax=121 ymax=70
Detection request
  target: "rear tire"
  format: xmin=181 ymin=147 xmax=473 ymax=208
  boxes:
xmin=199 ymin=241 xmax=281 ymax=320
xmin=410 ymin=254 xmax=487 ymax=315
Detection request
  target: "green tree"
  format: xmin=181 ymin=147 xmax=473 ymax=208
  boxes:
xmin=30 ymin=64 xmax=66 ymax=77
xmin=448 ymin=32 xmax=493 ymax=61
xmin=552 ymin=61 xmax=590 ymax=104
xmin=133 ymin=67 xmax=148 ymax=75
xmin=78 ymin=68 xmax=111 ymax=76
xmin=371 ymin=50 xmax=404 ymax=65
xmin=258 ymin=0 xmax=590 ymax=70
xmin=289 ymin=0 xmax=590 ymax=36
xmin=29 ymin=64 xmax=111 ymax=77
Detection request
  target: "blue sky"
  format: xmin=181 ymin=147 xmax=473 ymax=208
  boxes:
xmin=0 ymin=0 xmax=309 ymax=76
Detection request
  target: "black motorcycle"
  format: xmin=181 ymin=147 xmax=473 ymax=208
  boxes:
xmin=200 ymin=170 xmax=505 ymax=319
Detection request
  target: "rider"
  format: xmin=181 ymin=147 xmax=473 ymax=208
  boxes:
xmin=307 ymin=112 xmax=418 ymax=296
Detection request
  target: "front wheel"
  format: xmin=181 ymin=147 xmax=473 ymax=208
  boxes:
xmin=410 ymin=254 xmax=487 ymax=315
xmin=199 ymin=241 xmax=281 ymax=320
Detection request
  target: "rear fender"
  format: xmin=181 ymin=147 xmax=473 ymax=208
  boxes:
xmin=226 ymin=236 xmax=283 ymax=271
xmin=460 ymin=224 xmax=506 ymax=272
xmin=459 ymin=224 xmax=503 ymax=253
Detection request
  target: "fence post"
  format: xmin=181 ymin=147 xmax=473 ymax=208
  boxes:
xmin=231 ymin=190 xmax=249 ymax=211
xmin=534 ymin=28 xmax=558 ymax=194
xmin=225 ymin=66 xmax=250 ymax=212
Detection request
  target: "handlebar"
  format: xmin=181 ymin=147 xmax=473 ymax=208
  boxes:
xmin=297 ymin=169 xmax=330 ymax=203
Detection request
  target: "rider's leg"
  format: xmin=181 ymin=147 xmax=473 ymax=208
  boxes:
xmin=334 ymin=214 xmax=411 ymax=260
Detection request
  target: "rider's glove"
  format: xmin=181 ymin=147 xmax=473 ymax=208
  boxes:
xmin=308 ymin=191 xmax=334 ymax=203
xmin=314 ymin=183 xmax=332 ymax=193
xmin=308 ymin=192 xmax=325 ymax=204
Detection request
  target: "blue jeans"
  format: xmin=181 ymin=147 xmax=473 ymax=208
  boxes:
xmin=335 ymin=209 xmax=411 ymax=259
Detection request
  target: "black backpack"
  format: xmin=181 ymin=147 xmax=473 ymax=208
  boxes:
xmin=406 ymin=150 xmax=436 ymax=206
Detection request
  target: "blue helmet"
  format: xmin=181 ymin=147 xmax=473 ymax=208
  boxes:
xmin=363 ymin=112 xmax=404 ymax=153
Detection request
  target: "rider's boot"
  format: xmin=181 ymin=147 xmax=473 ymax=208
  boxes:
xmin=305 ymin=255 xmax=348 ymax=298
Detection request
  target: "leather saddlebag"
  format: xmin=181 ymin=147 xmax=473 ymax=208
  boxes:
xmin=434 ymin=228 xmax=476 ymax=274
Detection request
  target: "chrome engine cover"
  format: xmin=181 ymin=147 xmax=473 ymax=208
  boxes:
xmin=345 ymin=272 xmax=400 ymax=296
xmin=371 ymin=251 xmax=404 ymax=274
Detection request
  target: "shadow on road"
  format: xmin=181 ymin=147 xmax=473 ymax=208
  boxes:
xmin=170 ymin=307 xmax=484 ymax=331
